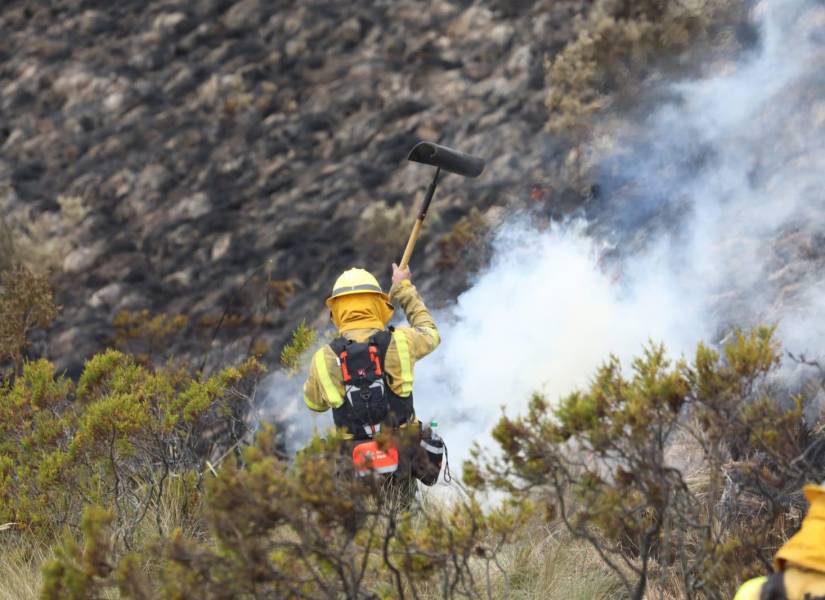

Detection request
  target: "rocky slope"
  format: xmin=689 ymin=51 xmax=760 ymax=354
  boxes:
xmin=3 ymin=0 xmax=820 ymax=380
xmin=0 ymin=0 xmax=589 ymax=374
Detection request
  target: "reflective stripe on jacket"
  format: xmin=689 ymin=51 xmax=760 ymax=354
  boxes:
xmin=733 ymin=576 xmax=767 ymax=600
xmin=303 ymin=280 xmax=440 ymax=412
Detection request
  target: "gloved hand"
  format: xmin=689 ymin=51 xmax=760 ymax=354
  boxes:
xmin=392 ymin=263 xmax=411 ymax=285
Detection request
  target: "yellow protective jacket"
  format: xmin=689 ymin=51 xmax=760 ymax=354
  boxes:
xmin=733 ymin=569 xmax=825 ymax=600
xmin=303 ymin=280 xmax=440 ymax=421
xmin=734 ymin=483 xmax=825 ymax=600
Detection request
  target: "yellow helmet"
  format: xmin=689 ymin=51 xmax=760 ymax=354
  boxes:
xmin=325 ymin=268 xmax=391 ymax=309
xmin=774 ymin=482 xmax=825 ymax=573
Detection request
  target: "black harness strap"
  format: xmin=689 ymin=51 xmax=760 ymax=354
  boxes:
xmin=329 ymin=328 xmax=413 ymax=439
xmin=760 ymin=573 xmax=787 ymax=600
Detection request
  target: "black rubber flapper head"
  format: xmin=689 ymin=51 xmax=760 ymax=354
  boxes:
xmin=407 ymin=142 xmax=485 ymax=178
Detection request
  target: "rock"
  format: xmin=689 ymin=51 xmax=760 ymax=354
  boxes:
xmin=107 ymin=169 xmax=135 ymax=199
xmin=211 ymin=233 xmax=232 ymax=261
xmin=223 ymin=0 xmax=263 ymax=31
xmin=103 ymin=90 xmax=126 ymax=113
xmin=153 ymin=12 xmax=187 ymax=33
xmin=63 ymin=245 xmax=103 ymax=274
xmin=115 ymin=291 xmax=149 ymax=312
xmin=51 ymin=327 xmax=85 ymax=365
xmin=339 ymin=18 xmax=363 ymax=46
xmin=52 ymin=65 xmax=112 ymax=110
xmin=88 ymin=283 xmax=122 ymax=309
xmin=449 ymin=6 xmax=494 ymax=39
xmin=76 ymin=10 xmax=109 ymax=35
xmin=170 ymin=192 xmax=211 ymax=221
xmin=164 ymin=268 xmax=193 ymax=287
xmin=130 ymin=164 xmax=171 ymax=209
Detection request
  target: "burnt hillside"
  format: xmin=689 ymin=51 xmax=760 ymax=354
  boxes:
xmin=0 ymin=0 xmax=596 ymax=374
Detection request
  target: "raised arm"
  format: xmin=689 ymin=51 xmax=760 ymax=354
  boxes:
xmin=389 ymin=263 xmax=440 ymax=359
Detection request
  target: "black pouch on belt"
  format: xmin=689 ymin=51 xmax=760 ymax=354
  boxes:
xmin=416 ymin=425 xmax=444 ymax=486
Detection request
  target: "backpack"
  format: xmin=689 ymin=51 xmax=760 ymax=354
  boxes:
xmin=329 ymin=329 xmax=413 ymax=439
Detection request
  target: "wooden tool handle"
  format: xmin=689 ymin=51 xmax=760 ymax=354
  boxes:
xmin=399 ymin=219 xmax=423 ymax=270
xmin=398 ymin=167 xmax=440 ymax=271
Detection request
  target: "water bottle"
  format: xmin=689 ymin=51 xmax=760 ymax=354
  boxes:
xmin=429 ymin=419 xmax=441 ymax=442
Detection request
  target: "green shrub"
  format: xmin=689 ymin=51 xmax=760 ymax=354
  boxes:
xmin=280 ymin=320 xmax=318 ymax=373
xmin=113 ymin=310 xmax=189 ymax=364
xmin=43 ymin=426 xmax=530 ymax=599
xmin=0 ymin=265 xmax=57 ymax=374
xmin=545 ymin=0 xmax=742 ymax=142
xmin=472 ymin=327 xmax=824 ymax=599
xmin=0 ymin=350 xmax=263 ymax=545
xmin=437 ymin=208 xmax=489 ymax=271
xmin=0 ymin=218 xmax=15 ymax=275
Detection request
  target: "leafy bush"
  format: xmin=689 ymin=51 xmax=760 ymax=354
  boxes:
xmin=545 ymin=0 xmax=742 ymax=141
xmin=437 ymin=208 xmax=489 ymax=271
xmin=0 ymin=264 xmax=58 ymax=374
xmin=0 ymin=195 xmax=91 ymax=275
xmin=280 ymin=320 xmax=318 ymax=373
xmin=42 ymin=426 xmax=529 ymax=599
xmin=113 ymin=309 xmax=189 ymax=364
xmin=2 ymin=250 xmax=820 ymax=600
xmin=0 ymin=350 xmax=262 ymax=545
xmin=0 ymin=217 xmax=15 ymax=275
xmin=469 ymin=327 xmax=825 ymax=599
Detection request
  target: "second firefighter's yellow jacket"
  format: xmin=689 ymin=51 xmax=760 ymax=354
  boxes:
xmin=734 ymin=483 xmax=825 ymax=600
xmin=303 ymin=280 xmax=440 ymax=414
xmin=733 ymin=569 xmax=825 ymax=600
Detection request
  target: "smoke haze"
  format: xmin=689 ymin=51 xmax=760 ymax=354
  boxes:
xmin=414 ymin=0 xmax=825 ymax=468
xmin=263 ymin=0 xmax=825 ymax=472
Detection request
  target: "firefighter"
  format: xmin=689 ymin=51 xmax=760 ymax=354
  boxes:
xmin=734 ymin=481 xmax=825 ymax=600
xmin=303 ymin=264 xmax=442 ymax=499
xmin=303 ymin=263 xmax=439 ymax=424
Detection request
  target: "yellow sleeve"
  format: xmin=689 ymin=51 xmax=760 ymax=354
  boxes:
xmin=303 ymin=347 xmax=344 ymax=412
xmin=733 ymin=576 xmax=767 ymax=600
xmin=388 ymin=280 xmax=440 ymax=359
xmin=382 ymin=280 xmax=440 ymax=398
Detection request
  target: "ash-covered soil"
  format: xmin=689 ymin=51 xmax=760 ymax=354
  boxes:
xmin=3 ymin=0 xmax=820 ymax=377
xmin=0 ymin=0 xmax=587 ymax=374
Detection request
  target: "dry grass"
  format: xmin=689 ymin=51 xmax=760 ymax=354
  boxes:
xmin=409 ymin=490 xmax=626 ymax=599
xmin=0 ymin=484 xmax=627 ymax=600
xmin=0 ymin=218 xmax=15 ymax=275
xmin=0 ymin=192 xmax=92 ymax=275
xmin=0 ymin=482 xmax=625 ymax=599
xmin=0 ymin=475 xmax=206 ymax=600
xmin=0 ymin=533 xmax=54 ymax=600
xmin=488 ymin=524 xmax=626 ymax=600
xmin=131 ymin=474 xmax=209 ymax=544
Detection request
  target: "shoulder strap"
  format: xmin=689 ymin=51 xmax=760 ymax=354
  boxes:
xmin=369 ymin=329 xmax=393 ymax=370
xmin=329 ymin=336 xmax=350 ymax=356
xmin=371 ymin=329 xmax=393 ymax=353
xmin=759 ymin=573 xmax=787 ymax=600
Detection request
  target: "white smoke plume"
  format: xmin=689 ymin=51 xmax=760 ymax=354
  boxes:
xmin=255 ymin=368 xmax=327 ymax=453
xmin=414 ymin=0 xmax=825 ymax=468
xmin=262 ymin=0 xmax=825 ymax=469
